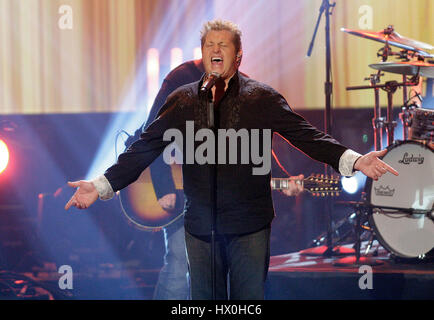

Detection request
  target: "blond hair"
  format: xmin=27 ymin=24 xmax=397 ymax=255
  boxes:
xmin=200 ymin=19 xmax=242 ymax=52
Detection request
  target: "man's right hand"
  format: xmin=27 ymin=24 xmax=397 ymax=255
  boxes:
xmin=158 ymin=193 xmax=176 ymax=211
xmin=65 ymin=180 xmax=99 ymax=210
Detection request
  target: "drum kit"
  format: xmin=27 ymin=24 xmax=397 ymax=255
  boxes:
xmin=338 ymin=26 xmax=434 ymax=262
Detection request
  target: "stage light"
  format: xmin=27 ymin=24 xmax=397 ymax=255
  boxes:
xmin=171 ymin=48 xmax=183 ymax=70
xmin=341 ymin=176 xmax=358 ymax=194
xmin=0 ymin=139 xmax=9 ymax=174
xmin=193 ymin=47 xmax=202 ymax=60
xmin=86 ymin=1 xmax=214 ymax=180
xmin=147 ymin=48 xmax=160 ymax=108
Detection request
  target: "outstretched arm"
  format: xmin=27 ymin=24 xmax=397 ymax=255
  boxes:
xmin=353 ymin=149 xmax=398 ymax=180
xmin=269 ymin=91 xmax=399 ymax=179
xmin=65 ymin=92 xmax=187 ymax=211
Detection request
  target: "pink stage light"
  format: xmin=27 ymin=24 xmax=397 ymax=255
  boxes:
xmin=193 ymin=47 xmax=202 ymax=60
xmin=147 ymin=48 xmax=160 ymax=108
xmin=0 ymin=139 xmax=9 ymax=174
xmin=170 ymin=48 xmax=183 ymax=70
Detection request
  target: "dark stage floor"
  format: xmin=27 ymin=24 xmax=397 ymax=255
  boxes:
xmin=266 ymin=241 xmax=434 ymax=300
xmin=1 ymin=241 xmax=433 ymax=300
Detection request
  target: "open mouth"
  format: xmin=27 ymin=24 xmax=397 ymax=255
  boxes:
xmin=211 ymin=57 xmax=223 ymax=67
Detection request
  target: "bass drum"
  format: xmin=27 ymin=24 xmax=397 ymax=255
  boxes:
xmin=366 ymin=140 xmax=434 ymax=259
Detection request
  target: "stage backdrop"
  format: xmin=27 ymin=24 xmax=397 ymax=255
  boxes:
xmin=0 ymin=0 xmax=432 ymax=115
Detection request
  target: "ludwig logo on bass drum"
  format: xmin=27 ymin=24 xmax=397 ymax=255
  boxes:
xmin=374 ymin=186 xmax=395 ymax=197
xmin=398 ymin=152 xmax=424 ymax=165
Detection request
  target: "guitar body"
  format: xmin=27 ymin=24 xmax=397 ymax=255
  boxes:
xmin=118 ymin=163 xmax=184 ymax=231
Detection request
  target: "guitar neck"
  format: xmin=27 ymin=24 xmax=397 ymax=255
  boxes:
xmin=271 ymin=178 xmax=303 ymax=190
xmin=271 ymin=175 xmax=342 ymax=197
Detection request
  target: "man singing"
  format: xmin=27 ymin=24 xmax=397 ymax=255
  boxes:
xmin=65 ymin=19 xmax=398 ymax=300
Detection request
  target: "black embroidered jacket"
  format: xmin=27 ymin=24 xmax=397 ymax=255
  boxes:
xmin=104 ymin=72 xmax=348 ymax=235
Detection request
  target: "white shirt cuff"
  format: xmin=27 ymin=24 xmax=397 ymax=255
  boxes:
xmin=338 ymin=149 xmax=362 ymax=177
xmin=91 ymin=175 xmax=115 ymax=201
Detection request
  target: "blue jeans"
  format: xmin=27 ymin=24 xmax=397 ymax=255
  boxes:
xmin=185 ymin=225 xmax=271 ymax=300
xmin=153 ymin=218 xmax=190 ymax=300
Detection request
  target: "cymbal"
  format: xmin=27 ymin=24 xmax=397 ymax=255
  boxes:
xmin=341 ymin=27 xmax=434 ymax=57
xmin=369 ymin=61 xmax=434 ymax=78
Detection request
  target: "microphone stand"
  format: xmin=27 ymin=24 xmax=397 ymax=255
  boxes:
xmin=204 ymin=87 xmax=218 ymax=300
xmin=302 ymin=0 xmax=353 ymax=257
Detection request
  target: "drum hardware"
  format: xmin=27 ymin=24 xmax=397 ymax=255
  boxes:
xmin=333 ymin=195 xmax=383 ymax=267
xmin=363 ymin=231 xmax=378 ymax=257
xmin=341 ymin=26 xmax=434 ymax=58
xmin=363 ymin=25 xmax=434 ymax=141
xmin=369 ymin=61 xmax=434 ymax=79
xmin=306 ymin=212 xmax=357 ymax=250
xmin=365 ymin=72 xmax=384 ymax=151
xmin=402 ymin=74 xmax=409 ymax=135
xmin=384 ymin=80 xmax=399 ymax=146
xmin=347 ymin=76 xmax=420 ymax=146
xmin=399 ymin=101 xmax=418 ymax=141
xmin=408 ymin=107 xmax=434 ymax=145
xmin=372 ymin=206 xmax=432 ymax=216
xmin=342 ymin=26 xmax=434 ymax=261
xmin=304 ymin=23 xmax=433 ymax=258
xmin=307 ymin=211 xmax=376 ymax=255
xmin=343 ymin=25 xmax=433 ymax=144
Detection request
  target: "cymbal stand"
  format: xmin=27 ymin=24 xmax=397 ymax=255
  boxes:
xmin=383 ymin=80 xmax=399 ymax=145
xmin=364 ymin=71 xmax=384 ymax=151
xmin=375 ymin=30 xmax=425 ymax=142
xmin=383 ymin=75 xmax=420 ymax=145
xmin=347 ymin=76 xmax=419 ymax=147
xmin=401 ymin=75 xmax=409 ymax=140
xmin=400 ymin=74 xmax=424 ymax=140
xmin=399 ymin=79 xmax=416 ymax=141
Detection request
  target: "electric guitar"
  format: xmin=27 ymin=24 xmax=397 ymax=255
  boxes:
xmin=118 ymin=171 xmax=342 ymax=231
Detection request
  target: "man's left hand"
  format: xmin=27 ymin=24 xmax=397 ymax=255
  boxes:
xmin=158 ymin=193 xmax=177 ymax=211
xmin=354 ymin=149 xmax=399 ymax=181
xmin=280 ymin=174 xmax=304 ymax=197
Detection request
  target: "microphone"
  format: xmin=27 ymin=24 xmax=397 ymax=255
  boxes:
xmin=200 ymin=72 xmax=221 ymax=92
